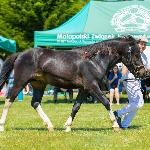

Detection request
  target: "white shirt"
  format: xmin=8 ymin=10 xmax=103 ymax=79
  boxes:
xmin=121 ymin=71 xmax=141 ymax=100
xmin=141 ymin=47 xmax=150 ymax=69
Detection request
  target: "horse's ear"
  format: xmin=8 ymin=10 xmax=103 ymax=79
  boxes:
xmin=119 ymin=35 xmax=126 ymax=39
xmin=121 ymin=35 xmax=135 ymax=42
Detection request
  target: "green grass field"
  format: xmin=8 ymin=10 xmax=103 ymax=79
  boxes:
xmin=0 ymin=96 xmax=150 ymax=150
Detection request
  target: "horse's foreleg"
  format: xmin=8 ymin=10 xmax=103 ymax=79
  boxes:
xmin=89 ymin=82 xmax=119 ymax=129
xmin=95 ymin=91 xmax=116 ymax=122
xmin=31 ymin=89 xmax=54 ymax=132
xmin=36 ymin=105 xmax=54 ymax=132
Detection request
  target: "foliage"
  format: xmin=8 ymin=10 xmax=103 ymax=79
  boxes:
xmin=0 ymin=0 xmax=89 ymax=52
xmin=0 ymin=96 xmax=150 ymax=149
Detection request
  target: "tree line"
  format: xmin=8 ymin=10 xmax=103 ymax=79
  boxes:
xmin=0 ymin=0 xmax=89 ymax=52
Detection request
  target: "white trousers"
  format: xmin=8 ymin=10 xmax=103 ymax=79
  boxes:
xmin=117 ymin=90 xmax=144 ymax=128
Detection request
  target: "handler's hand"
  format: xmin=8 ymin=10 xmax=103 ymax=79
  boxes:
xmin=114 ymin=74 xmax=118 ymax=79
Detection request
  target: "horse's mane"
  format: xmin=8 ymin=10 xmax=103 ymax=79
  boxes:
xmin=74 ymin=35 xmax=136 ymax=59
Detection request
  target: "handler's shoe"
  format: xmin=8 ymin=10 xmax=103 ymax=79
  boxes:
xmin=113 ymin=111 xmax=122 ymax=128
xmin=120 ymin=126 xmax=130 ymax=130
xmin=121 ymin=127 xmax=128 ymax=130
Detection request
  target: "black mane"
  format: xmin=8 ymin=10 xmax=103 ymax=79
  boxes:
xmin=74 ymin=36 xmax=136 ymax=59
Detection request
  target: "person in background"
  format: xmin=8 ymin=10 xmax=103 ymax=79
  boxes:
xmin=0 ymin=58 xmax=6 ymax=96
xmin=114 ymin=66 xmax=144 ymax=129
xmin=108 ymin=66 xmax=122 ymax=106
xmin=53 ymin=87 xmax=73 ymax=103
xmin=6 ymin=70 xmax=14 ymax=98
xmin=117 ymin=63 xmax=123 ymax=94
xmin=0 ymin=58 xmax=4 ymax=73
xmin=23 ymin=84 xmax=30 ymax=95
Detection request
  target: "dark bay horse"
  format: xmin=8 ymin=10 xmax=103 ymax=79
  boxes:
xmin=0 ymin=36 xmax=146 ymax=132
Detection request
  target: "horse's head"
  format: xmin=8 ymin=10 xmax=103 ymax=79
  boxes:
xmin=120 ymin=35 xmax=146 ymax=78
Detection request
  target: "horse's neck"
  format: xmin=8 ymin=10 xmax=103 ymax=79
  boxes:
xmin=105 ymin=42 xmax=123 ymax=69
xmin=94 ymin=48 xmax=121 ymax=73
xmin=92 ymin=55 xmax=110 ymax=78
xmin=108 ymin=55 xmax=121 ymax=71
xmin=81 ymin=40 xmax=122 ymax=66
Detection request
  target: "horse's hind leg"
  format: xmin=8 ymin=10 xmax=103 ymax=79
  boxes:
xmin=0 ymin=65 xmax=33 ymax=131
xmin=31 ymin=88 xmax=54 ymax=132
xmin=0 ymin=80 xmax=28 ymax=131
xmin=64 ymin=89 xmax=88 ymax=132
xmin=0 ymin=98 xmax=12 ymax=131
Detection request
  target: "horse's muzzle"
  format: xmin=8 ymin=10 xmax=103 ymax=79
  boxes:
xmin=143 ymin=70 xmax=150 ymax=80
xmin=134 ymin=65 xmax=147 ymax=79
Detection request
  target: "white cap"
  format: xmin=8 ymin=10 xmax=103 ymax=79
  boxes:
xmin=140 ymin=36 xmax=148 ymax=43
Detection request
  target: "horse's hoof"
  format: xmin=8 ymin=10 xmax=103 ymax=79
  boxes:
xmin=43 ymin=122 xmax=54 ymax=132
xmin=48 ymin=127 xmax=54 ymax=132
xmin=113 ymin=127 xmax=120 ymax=132
xmin=65 ymin=126 xmax=71 ymax=132
xmin=112 ymin=121 xmax=119 ymax=128
xmin=0 ymin=125 xmax=4 ymax=132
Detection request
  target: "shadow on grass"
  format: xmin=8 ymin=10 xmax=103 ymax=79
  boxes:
xmin=43 ymin=99 xmax=99 ymax=104
xmin=58 ymin=126 xmax=142 ymax=131
xmin=126 ymin=125 xmax=142 ymax=130
xmin=65 ymin=127 xmax=112 ymax=132
xmin=14 ymin=127 xmax=47 ymax=131
xmin=14 ymin=125 xmax=142 ymax=132
xmin=43 ymin=99 xmax=75 ymax=104
xmin=14 ymin=127 xmax=112 ymax=132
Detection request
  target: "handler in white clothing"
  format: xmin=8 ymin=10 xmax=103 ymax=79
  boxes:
xmin=139 ymin=36 xmax=150 ymax=98
xmin=114 ymin=66 xmax=144 ymax=128
xmin=114 ymin=36 xmax=150 ymax=129
xmin=140 ymin=36 xmax=150 ymax=70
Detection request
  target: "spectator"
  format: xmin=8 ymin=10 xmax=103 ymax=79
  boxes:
xmin=6 ymin=70 xmax=14 ymax=98
xmin=82 ymin=93 xmax=97 ymax=103
xmin=108 ymin=66 xmax=122 ymax=106
xmin=53 ymin=87 xmax=73 ymax=103
xmin=0 ymin=58 xmax=4 ymax=73
xmin=117 ymin=63 xmax=123 ymax=94
xmin=23 ymin=84 xmax=30 ymax=95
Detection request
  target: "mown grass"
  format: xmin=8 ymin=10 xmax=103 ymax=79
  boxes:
xmin=0 ymin=96 xmax=150 ymax=150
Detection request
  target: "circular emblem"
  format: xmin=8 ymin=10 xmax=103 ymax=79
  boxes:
xmin=111 ymin=5 xmax=150 ymax=32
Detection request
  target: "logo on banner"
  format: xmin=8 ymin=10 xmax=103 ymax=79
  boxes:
xmin=111 ymin=5 xmax=150 ymax=32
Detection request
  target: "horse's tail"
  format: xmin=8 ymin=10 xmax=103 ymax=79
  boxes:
xmin=0 ymin=53 xmax=19 ymax=91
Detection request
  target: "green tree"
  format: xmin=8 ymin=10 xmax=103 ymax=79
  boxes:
xmin=0 ymin=0 xmax=89 ymax=52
